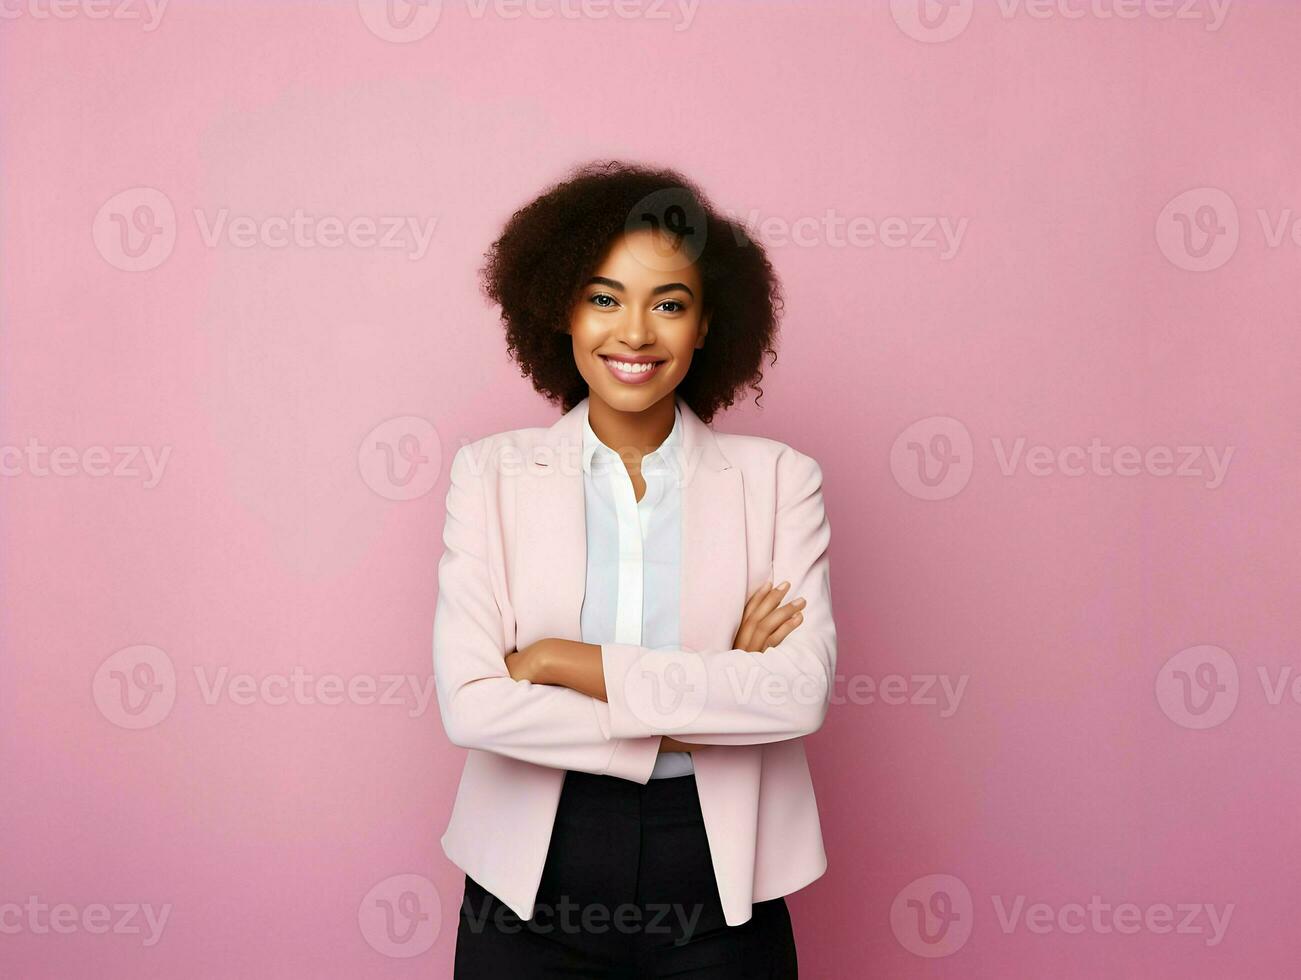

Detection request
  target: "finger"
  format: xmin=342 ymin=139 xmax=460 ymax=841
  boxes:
xmin=741 ymin=581 xmax=774 ymax=620
xmin=762 ymin=611 xmax=804 ymax=650
xmin=737 ymin=583 xmax=791 ymax=652
xmin=746 ymin=600 xmax=802 ymax=654
xmin=735 ymin=610 xmax=766 ymax=652
xmin=736 ymin=583 xmax=780 ymax=649
xmin=756 ymin=597 xmax=805 ymax=637
xmin=751 ymin=581 xmax=791 ymax=623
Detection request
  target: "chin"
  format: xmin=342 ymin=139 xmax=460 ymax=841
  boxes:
xmin=597 ymin=384 xmax=665 ymax=412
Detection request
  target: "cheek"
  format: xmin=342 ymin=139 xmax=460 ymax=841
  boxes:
xmin=665 ymin=319 xmax=704 ymax=361
xmin=567 ymin=311 xmax=604 ymax=352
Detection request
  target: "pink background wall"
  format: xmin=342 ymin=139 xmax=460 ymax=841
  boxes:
xmin=2 ymin=1 xmax=1298 ymax=976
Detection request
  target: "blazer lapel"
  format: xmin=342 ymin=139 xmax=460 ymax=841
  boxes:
xmin=676 ymin=400 xmax=749 ymax=653
xmin=514 ymin=400 xmax=588 ymax=646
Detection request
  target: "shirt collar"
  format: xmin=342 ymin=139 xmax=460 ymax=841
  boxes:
xmin=581 ymin=400 xmax=684 ymax=476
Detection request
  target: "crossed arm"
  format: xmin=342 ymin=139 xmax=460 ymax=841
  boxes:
xmin=432 ymin=443 xmax=835 ymax=783
xmin=504 ymin=582 xmax=807 ymax=753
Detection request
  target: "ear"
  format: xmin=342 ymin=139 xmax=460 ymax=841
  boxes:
xmin=695 ymin=310 xmax=711 ymax=349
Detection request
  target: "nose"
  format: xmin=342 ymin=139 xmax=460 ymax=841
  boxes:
xmin=614 ymin=306 xmax=654 ymax=349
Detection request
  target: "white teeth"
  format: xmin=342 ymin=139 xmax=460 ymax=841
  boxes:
xmin=607 ymin=359 xmax=657 ymax=373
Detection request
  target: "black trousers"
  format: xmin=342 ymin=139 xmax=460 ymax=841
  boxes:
xmin=453 ymin=770 xmax=798 ymax=978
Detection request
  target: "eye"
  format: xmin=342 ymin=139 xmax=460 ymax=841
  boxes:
xmin=589 ymin=293 xmax=619 ymax=309
xmin=655 ymin=299 xmax=687 ymax=313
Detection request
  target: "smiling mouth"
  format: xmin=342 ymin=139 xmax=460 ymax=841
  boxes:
xmin=599 ymin=355 xmax=665 ymax=385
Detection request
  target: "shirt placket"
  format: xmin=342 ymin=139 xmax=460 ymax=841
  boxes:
xmin=603 ymin=455 xmax=644 ymax=646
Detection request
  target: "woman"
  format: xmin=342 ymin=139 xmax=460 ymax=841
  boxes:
xmin=434 ymin=161 xmax=836 ymax=978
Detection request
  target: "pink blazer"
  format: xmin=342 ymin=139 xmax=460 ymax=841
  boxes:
xmin=433 ymin=395 xmax=836 ymax=926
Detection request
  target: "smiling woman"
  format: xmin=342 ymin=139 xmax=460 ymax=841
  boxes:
xmin=435 ymin=161 xmax=835 ymax=979
xmin=481 ymin=160 xmax=782 ymax=425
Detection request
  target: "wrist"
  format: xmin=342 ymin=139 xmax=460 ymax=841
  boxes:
xmin=531 ymin=639 xmax=604 ymax=696
xmin=531 ymin=638 xmax=581 ymax=686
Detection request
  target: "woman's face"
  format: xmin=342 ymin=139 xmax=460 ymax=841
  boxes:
xmin=568 ymin=229 xmax=709 ymax=414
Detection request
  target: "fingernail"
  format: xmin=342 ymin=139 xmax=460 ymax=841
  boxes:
xmin=792 ymin=613 xmax=803 ymax=623
xmin=793 ymin=598 xmax=806 ymax=607
xmin=778 ymin=581 xmax=790 ymax=590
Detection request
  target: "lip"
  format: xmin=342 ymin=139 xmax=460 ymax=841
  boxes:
xmin=599 ymin=354 xmax=665 ymax=386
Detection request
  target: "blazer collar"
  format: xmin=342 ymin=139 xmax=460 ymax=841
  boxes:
xmin=531 ymin=395 xmax=731 ymax=474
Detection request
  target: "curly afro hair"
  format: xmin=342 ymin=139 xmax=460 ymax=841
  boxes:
xmin=480 ymin=160 xmax=782 ymax=424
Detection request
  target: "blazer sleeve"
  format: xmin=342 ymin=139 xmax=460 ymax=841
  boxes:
xmin=433 ymin=444 xmax=662 ymax=781
xmin=599 ymin=448 xmax=836 ymax=745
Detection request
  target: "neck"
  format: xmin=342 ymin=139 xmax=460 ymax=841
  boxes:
xmin=586 ymin=391 xmax=677 ymax=463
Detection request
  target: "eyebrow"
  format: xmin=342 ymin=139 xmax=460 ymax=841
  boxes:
xmin=585 ymin=276 xmax=696 ymax=299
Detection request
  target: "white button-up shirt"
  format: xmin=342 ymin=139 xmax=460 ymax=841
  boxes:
xmin=580 ymin=401 xmax=694 ymax=779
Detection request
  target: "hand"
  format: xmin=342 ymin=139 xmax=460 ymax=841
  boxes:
xmin=504 ymin=640 xmax=551 ymax=684
xmin=732 ymin=580 xmax=805 ymax=653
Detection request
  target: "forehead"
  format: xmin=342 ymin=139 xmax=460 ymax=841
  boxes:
xmin=591 ymin=229 xmax=702 ymax=290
